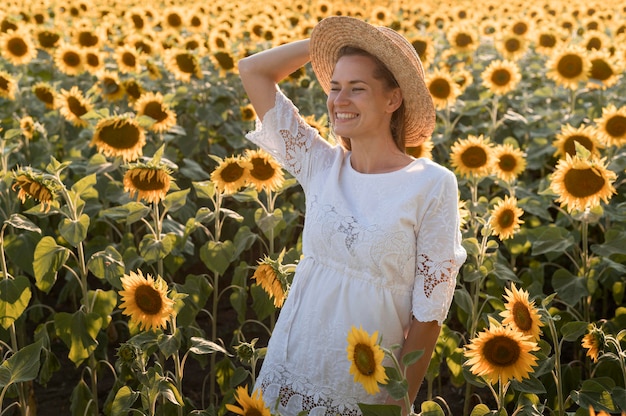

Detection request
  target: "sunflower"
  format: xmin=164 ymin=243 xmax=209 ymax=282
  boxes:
xmin=210 ymin=156 xmax=252 ymax=195
xmin=426 ymin=68 xmax=461 ymax=110
xmin=500 ymin=284 xmax=543 ymax=341
xmin=164 ymin=48 xmax=203 ymax=83
xmin=369 ymin=5 xmax=392 ymax=26
xmin=97 ymin=71 xmax=126 ymax=102
xmin=125 ymin=7 xmax=149 ymax=31
xmin=581 ymin=30 xmax=609 ymax=52
xmin=134 ymin=92 xmax=177 ymax=134
xmin=450 ymin=135 xmax=495 ymax=179
xmin=119 ymin=270 xmax=175 ymax=332
xmin=481 ymin=60 xmax=522 ymax=95
xmin=546 ymin=46 xmax=591 ymax=90
xmin=57 ymin=86 xmax=92 ymax=127
xmin=549 ymin=154 xmax=617 ymax=212
xmin=581 ymin=324 xmax=604 ymax=363
xmin=225 ymin=386 xmax=271 ymax=416
xmin=495 ymin=34 xmax=529 ymax=61
xmin=54 ymin=43 xmax=84 ymax=76
xmin=452 ymin=65 xmax=474 ymax=93
xmin=20 ymin=116 xmax=35 ymax=140
xmin=464 ymin=323 xmax=539 ymax=384
xmin=73 ymin=26 xmax=102 ymax=48
xmin=406 ymin=138 xmax=434 ymax=160
xmin=34 ymin=27 xmax=61 ymax=51
xmin=252 ymin=261 xmax=286 ymax=308
xmin=446 ymin=23 xmax=479 ymax=54
xmin=304 ymin=114 xmax=330 ymax=141
xmin=408 ymin=34 xmax=435 ymax=68
xmin=122 ymin=79 xmax=144 ymax=103
xmin=0 ymin=28 xmax=37 ymax=65
xmin=553 ymin=124 xmax=604 ymax=158
xmin=83 ymin=48 xmax=106 ymax=74
xmin=240 ymin=104 xmax=256 ymax=122
xmin=587 ymin=50 xmax=620 ymax=90
xmin=91 ymin=116 xmax=145 ymax=162
xmin=594 ymin=104 xmax=626 ymax=147
xmin=12 ymin=167 xmax=57 ymax=213
xmin=32 ymin=82 xmax=56 ymax=109
xmin=488 ymin=196 xmax=524 ymax=241
xmin=211 ymin=50 xmax=236 ymax=76
xmin=0 ymin=71 xmax=17 ymax=101
xmin=115 ymin=45 xmax=142 ymax=74
xmin=533 ymin=27 xmax=564 ymax=56
xmin=244 ymin=149 xmax=285 ymax=192
xmin=492 ymin=143 xmax=526 ymax=182
xmin=145 ymin=60 xmax=163 ymax=80
xmin=161 ymin=7 xmax=186 ymax=31
xmin=346 ymin=326 xmax=388 ymax=395
xmin=123 ymin=161 xmax=173 ymax=204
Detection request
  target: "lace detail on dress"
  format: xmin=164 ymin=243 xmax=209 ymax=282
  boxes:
xmin=417 ymin=253 xmax=457 ymax=298
xmin=279 ymin=118 xmax=310 ymax=176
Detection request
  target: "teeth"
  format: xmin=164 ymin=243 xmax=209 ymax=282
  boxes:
xmin=336 ymin=113 xmax=358 ymax=119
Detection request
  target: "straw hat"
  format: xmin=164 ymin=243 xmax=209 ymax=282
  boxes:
xmin=309 ymin=16 xmax=436 ymax=147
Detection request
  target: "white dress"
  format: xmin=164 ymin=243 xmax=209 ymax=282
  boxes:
xmin=246 ymin=90 xmax=467 ymax=416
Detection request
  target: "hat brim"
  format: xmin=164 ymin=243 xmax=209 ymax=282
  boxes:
xmin=310 ymin=16 xmax=436 ymax=147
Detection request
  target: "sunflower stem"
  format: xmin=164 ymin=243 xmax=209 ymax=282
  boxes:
xmin=546 ymin=310 xmax=564 ymax=416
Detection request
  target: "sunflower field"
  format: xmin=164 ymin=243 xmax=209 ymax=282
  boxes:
xmin=0 ymin=0 xmax=625 ymax=415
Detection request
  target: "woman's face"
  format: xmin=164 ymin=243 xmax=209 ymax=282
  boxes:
xmin=327 ymin=54 xmax=401 ymax=143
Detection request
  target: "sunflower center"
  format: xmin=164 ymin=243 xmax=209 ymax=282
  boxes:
xmin=130 ymin=169 xmax=168 ymax=191
xmin=505 ymin=38 xmax=521 ymax=52
xmin=586 ymin=38 xmax=601 ymax=51
xmin=167 ymin=13 xmax=182 ymax=28
xmin=78 ymin=31 xmax=98 ymax=47
xmin=86 ymin=53 xmax=101 ymax=68
xmin=122 ymin=52 xmax=136 ymax=68
xmin=35 ymin=87 xmax=54 ymax=104
xmin=492 ymin=69 xmax=512 ymax=86
xmin=455 ymin=33 xmax=472 ymax=48
xmin=590 ymin=59 xmax=613 ymax=81
xmin=38 ymin=31 xmax=60 ymax=48
xmin=245 ymin=408 xmax=264 ymax=416
xmin=512 ymin=302 xmax=533 ymax=331
xmin=512 ymin=22 xmax=528 ymax=35
xmin=134 ymin=284 xmax=163 ymax=315
xmin=220 ymin=162 xmax=245 ymax=183
xmin=496 ymin=208 xmax=515 ymax=228
xmin=175 ymin=53 xmax=197 ymax=74
xmin=63 ymin=51 xmax=81 ymax=68
xmin=563 ymin=168 xmax=605 ymax=198
xmin=131 ymin=14 xmax=145 ymax=30
xmin=100 ymin=121 xmax=141 ymax=149
xmin=8 ymin=37 xmax=28 ymax=57
xmin=557 ymin=54 xmax=584 ymax=78
xmin=214 ymin=51 xmax=235 ymax=70
xmin=564 ymin=135 xmax=593 ymax=156
xmin=250 ymin=158 xmax=276 ymax=181
xmin=498 ymin=154 xmax=518 ymax=172
xmin=125 ymin=81 xmax=141 ymax=100
xmin=429 ymin=78 xmax=452 ymax=99
xmin=0 ymin=77 xmax=8 ymax=91
xmin=143 ymin=102 xmax=168 ymax=122
xmin=353 ymin=343 xmax=376 ymax=375
xmin=412 ymin=40 xmax=427 ymax=57
xmin=605 ymin=115 xmax=626 ymax=138
xmin=68 ymin=96 xmax=88 ymax=117
xmin=103 ymin=78 xmax=121 ymax=95
xmin=539 ymin=34 xmax=557 ymax=48
xmin=483 ymin=335 xmax=521 ymax=367
xmin=461 ymin=146 xmax=488 ymax=168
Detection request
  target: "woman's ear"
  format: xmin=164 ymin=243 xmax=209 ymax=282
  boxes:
xmin=386 ymin=88 xmax=403 ymax=113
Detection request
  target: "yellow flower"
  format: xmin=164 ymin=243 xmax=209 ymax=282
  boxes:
xmin=594 ymin=104 xmax=626 ymax=147
xmin=581 ymin=324 xmax=604 ymax=363
xmin=73 ymin=25 xmax=103 ymax=49
xmin=546 ymin=46 xmax=591 ymax=90
xmin=211 ymin=50 xmax=237 ymax=76
xmin=426 ymin=68 xmax=461 ymax=110
xmin=244 ymin=149 xmax=284 ymax=193
xmin=34 ymin=27 xmax=62 ymax=51
xmin=115 ymin=45 xmax=142 ymax=74
xmin=97 ymin=71 xmax=126 ymax=102
xmin=500 ymin=284 xmax=543 ymax=341
xmin=32 ymin=82 xmax=56 ymax=109
xmin=549 ymin=154 xmax=617 ymax=213
xmin=91 ymin=116 xmax=146 ymax=162
xmin=481 ymin=60 xmax=522 ymax=95
xmin=587 ymin=50 xmax=620 ymax=90
xmin=533 ymin=27 xmax=564 ymax=56
xmin=304 ymin=114 xmax=330 ymax=140
xmin=489 ymin=196 xmax=524 ymax=241
xmin=20 ymin=116 xmax=35 ymax=140
xmin=407 ymin=34 xmax=435 ymax=69
xmin=406 ymin=138 xmax=434 ymax=160
xmin=240 ymin=104 xmax=256 ymax=122
xmin=83 ymin=48 xmax=106 ymax=74
xmin=492 ymin=143 xmax=526 ymax=182
xmin=450 ymin=135 xmax=495 ymax=179
xmin=210 ymin=156 xmax=252 ymax=195
xmin=447 ymin=23 xmax=479 ymax=54
xmin=225 ymin=386 xmax=271 ymax=416
xmin=0 ymin=28 xmax=37 ymax=65
xmin=452 ymin=65 xmax=473 ymax=93
xmin=134 ymin=92 xmax=177 ymax=134
xmin=0 ymin=71 xmax=18 ymax=101
xmin=464 ymin=323 xmax=539 ymax=385
xmin=161 ymin=7 xmax=186 ymax=31
xmin=164 ymin=48 xmax=203 ymax=83
xmin=122 ymin=79 xmax=144 ymax=103
xmin=119 ymin=270 xmax=175 ymax=332
xmin=12 ymin=168 xmax=57 ymax=213
xmin=553 ymin=124 xmax=604 ymax=159
xmin=252 ymin=261 xmax=286 ymax=308
xmin=496 ymin=34 xmax=529 ymax=61
xmin=54 ymin=43 xmax=84 ymax=76
xmin=346 ymin=326 xmax=388 ymax=395
xmin=123 ymin=163 xmax=173 ymax=204
xmin=57 ymin=86 xmax=93 ymax=128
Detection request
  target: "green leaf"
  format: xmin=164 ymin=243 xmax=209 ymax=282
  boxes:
xmin=33 ymin=236 xmax=70 ymax=293
xmin=528 ymin=226 xmax=575 ymax=257
xmin=200 ymin=240 xmax=235 ymax=275
xmin=509 ymin=375 xmax=547 ymax=394
xmin=87 ymin=289 xmax=117 ymax=329
xmin=454 ymin=287 xmax=473 ymax=314
xmin=193 ymin=180 xmax=216 ymax=199
xmin=189 ymin=336 xmax=229 ymax=355
xmin=5 ymin=213 xmax=41 ymax=233
xmin=357 ymin=403 xmax=401 ymax=416
xmin=254 ymin=208 xmax=286 ymax=239
xmin=162 ymin=189 xmax=190 ymax=213
xmin=139 ymin=233 xmax=176 ymax=263
xmin=158 ymin=332 xmax=181 ymax=359
xmin=99 ymin=202 xmax=151 ymax=224
xmin=591 ymin=229 xmax=626 ymax=257
xmin=420 ymin=400 xmax=445 ymax=416
xmin=54 ymin=310 xmax=103 ymax=366
xmin=59 ymin=213 xmax=90 ymax=247
xmin=560 ymin=321 xmax=589 ymax=342
xmin=173 ymin=274 xmax=212 ymax=327
xmin=401 ymin=349 xmax=424 ymax=367
xmin=159 ymin=380 xmax=184 ymax=406
xmin=110 ymin=386 xmax=139 ymax=416
xmin=551 ymin=269 xmax=588 ymax=305
xmin=70 ymin=379 xmax=94 ymax=416
xmin=470 ymin=404 xmax=492 ymax=416
xmin=0 ymin=340 xmax=43 ymax=387
xmin=87 ymin=246 xmax=125 ymax=286
xmin=71 ymin=173 xmax=98 ymax=200
xmin=0 ymin=276 xmax=32 ymax=329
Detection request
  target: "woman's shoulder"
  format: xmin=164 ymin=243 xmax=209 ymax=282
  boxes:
xmin=408 ymin=157 xmax=456 ymax=181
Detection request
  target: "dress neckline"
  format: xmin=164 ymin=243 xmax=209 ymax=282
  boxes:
xmin=345 ymin=153 xmax=418 ymax=176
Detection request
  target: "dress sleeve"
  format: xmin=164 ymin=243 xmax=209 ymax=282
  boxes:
xmin=245 ymin=88 xmax=335 ymax=187
xmin=412 ymin=171 xmax=466 ymax=325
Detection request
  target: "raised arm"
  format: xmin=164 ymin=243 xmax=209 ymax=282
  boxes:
xmin=237 ymin=39 xmax=311 ymax=121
